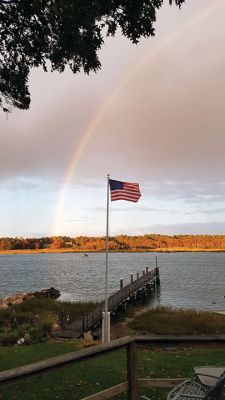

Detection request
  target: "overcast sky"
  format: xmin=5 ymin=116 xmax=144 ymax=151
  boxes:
xmin=1 ymin=0 xmax=225 ymax=238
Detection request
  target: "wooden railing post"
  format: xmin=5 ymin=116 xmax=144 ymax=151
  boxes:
xmin=59 ymin=312 xmax=64 ymax=329
xmin=127 ymin=341 xmax=138 ymax=400
xmin=156 ymin=265 xmax=160 ymax=286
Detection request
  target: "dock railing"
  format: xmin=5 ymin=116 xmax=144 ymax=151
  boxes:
xmin=59 ymin=266 xmax=160 ymax=338
xmin=1 ymin=335 xmax=225 ymax=400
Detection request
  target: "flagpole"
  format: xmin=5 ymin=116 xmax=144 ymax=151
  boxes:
xmin=104 ymin=173 xmax=110 ymax=343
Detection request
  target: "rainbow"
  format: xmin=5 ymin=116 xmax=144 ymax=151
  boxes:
xmin=52 ymin=0 xmax=225 ymax=235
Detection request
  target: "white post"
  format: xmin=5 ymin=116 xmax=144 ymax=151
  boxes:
xmin=107 ymin=312 xmax=110 ymax=342
xmin=102 ymin=311 xmax=105 ymax=343
xmin=103 ymin=174 xmax=110 ymax=343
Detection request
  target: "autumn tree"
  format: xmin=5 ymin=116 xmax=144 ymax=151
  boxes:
xmin=0 ymin=0 xmax=186 ymax=112
xmin=50 ymin=236 xmax=65 ymax=249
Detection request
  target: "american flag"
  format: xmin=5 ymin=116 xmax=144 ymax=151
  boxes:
xmin=109 ymin=179 xmax=141 ymax=202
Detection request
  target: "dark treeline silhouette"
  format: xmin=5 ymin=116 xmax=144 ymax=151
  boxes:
xmin=1 ymin=234 xmax=225 ymax=251
xmin=1 ymin=0 xmax=186 ymax=112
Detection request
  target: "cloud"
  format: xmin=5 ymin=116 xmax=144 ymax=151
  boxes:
xmin=141 ymin=180 xmax=225 ymax=204
xmin=66 ymin=219 xmax=82 ymax=222
xmin=137 ymin=206 xmax=174 ymax=212
xmin=1 ymin=0 xmax=225 ymax=237
xmin=75 ymin=2 xmax=225 ymax=184
xmin=134 ymin=221 xmax=225 ymax=235
xmin=1 ymin=0 xmax=225 ymax=186
xmin=197 ymin=208 xmax=225 ymax=215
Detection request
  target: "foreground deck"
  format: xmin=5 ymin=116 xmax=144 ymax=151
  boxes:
xmin=1 ymin=336 xmax=225 ymax=400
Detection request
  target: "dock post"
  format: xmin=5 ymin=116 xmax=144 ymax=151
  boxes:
xmin=143 ymin=270 xmax=145 ymax=276
xmin=155 ymin=257 xmax=160 ymax=286
xmin=120 ymin=278 xmax=123 ymax=289
xmin=131 ymin=273 xmax=133 ymax=283
xmin=137 ymin=272 xmax=139 ymax=279
xmin=146 ymin=266 xmax=148 ymax=274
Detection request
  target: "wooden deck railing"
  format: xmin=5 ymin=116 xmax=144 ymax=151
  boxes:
xmin=1 ymin=335 xmax=225 ymax=400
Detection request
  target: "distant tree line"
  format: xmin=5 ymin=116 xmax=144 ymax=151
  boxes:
xmin=1 ymin=234 xmax=225 ymax=251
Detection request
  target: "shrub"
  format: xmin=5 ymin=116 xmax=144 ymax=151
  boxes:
xmin=29 ymin=327 xmax=46 ymax=343
xmin=1 ymin=332 xmax=19 ymax=346
xmin=0 ymin=309 xmax=11 ymax=325
xmin=17 ymin=323 xmax=31 ymax=338
xmin=39 ymin=318 xmax=54 ymax=337
xmin=13 ymin=311 xmax=34 ymax=325
xmin=0 ymin=299 xmax=99 ymax=345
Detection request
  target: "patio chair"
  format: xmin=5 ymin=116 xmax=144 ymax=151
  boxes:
xmin=139 ymin=366 xmax=225 ymax=400
xmin=167 ymin=366 xmax=225 ymax=400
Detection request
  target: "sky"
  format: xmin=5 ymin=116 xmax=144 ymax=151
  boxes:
xmin=1 ymin=0 xmax=225 ymax=238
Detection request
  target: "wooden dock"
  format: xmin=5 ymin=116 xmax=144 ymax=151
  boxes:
xmin=58 ymin=266 xmax=160 ymax=338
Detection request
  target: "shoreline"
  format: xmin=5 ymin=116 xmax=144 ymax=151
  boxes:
xmin=1 ymin=247 xmax=225 ymax=255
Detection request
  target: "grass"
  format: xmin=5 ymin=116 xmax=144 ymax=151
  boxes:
xmin=12 ymin=297 xmax=98 ymax=319
xmin=128 ymin=306 xmax=225 ymax=335
xmin=0 ymin=298 xmax=98 ymax=326
xmin=1 ymin=305 xmax=225 ymax=398
xmin=0 ymin=340 xmax=82 ymax=371
xmin=0 ymin=341 xmax=225 ymax=399
xmin=0 ymin=298 xmax=98 ymax=344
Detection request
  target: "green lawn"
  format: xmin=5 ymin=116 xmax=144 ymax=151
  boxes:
xmin=1 ymin=341 xmax=225 ymax=400
xmin=1 ymin=306 xmax=225 ymax=399
xmin=0 ymin=340 xmax=82 ymax=371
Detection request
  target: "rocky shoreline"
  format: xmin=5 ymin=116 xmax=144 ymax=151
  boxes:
xmin=0 ymin=287 xmax=61 ymax=309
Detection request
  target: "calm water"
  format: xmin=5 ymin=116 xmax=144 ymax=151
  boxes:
xmin=0 ymin=252 xmax=225 ymax=311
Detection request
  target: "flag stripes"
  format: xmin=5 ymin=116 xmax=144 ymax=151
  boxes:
xmin=109 ymin=179 xmax=141 ymax=202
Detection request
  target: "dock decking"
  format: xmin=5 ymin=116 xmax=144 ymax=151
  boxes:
xmin=58 ymin=266 xmax=160 ymax=338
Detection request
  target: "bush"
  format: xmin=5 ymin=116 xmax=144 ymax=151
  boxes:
xmin=17 ymin=323 xmax=31 ymax=338
xmin=0 ymin=309 xmax=11 ymax=326
xmin=13 ymin=311 xmax=34 ymax=325
xmin=0 ymin=298 xmax=99 ymax=345
xmin=39 ymin=317 xmax=54 ymax=337
xmin=1 ymin=332 xmax=19 ymax=346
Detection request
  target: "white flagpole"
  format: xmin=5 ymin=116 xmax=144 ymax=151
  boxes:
xmin=104 ymin=174 xmax=110 ymax=343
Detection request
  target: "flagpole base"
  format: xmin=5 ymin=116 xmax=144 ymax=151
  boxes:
xmin=102 ymin=312 xmax=110 ymax=343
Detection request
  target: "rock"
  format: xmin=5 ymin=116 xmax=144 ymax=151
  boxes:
xmin=0 ymin=300 xmax=8 ymax=309
xmin=83 ymin=330 xmax=93 ymax=341
xmin=33 ymin=287 xmax=61 ymax=299
xmin=0 ymin=287 xmax=61 ymax=309
xmin=52 ymin=323 xmax=60 ymax=331
xmin=8 ymin=294 xmax=24 ymax=305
